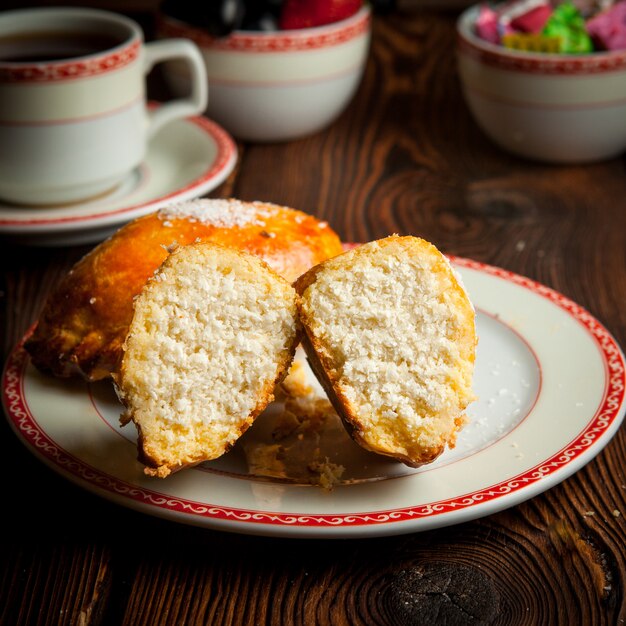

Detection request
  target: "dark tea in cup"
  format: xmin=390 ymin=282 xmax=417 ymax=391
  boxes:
xmin=0 ymin=31 xmax=124 ymax=63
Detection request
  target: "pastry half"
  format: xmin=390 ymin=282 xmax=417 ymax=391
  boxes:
xmin=294 ymin=235 xmax=476 ymax=467
xmin=114 ymin=242 xmax=299 ymax=477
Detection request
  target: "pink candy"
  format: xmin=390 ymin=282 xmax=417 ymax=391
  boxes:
xmin=475 ymin=5 xmax=500 ymax=43
xmin=587 ymin=1 xmax=626 ymax=50
xmin=475 ymin=0 xmax=552 ymax=45
xmin=510 ymin=4 xmax=552 ymax=32
xmin=474 ymin=0 xmax=626 ymax=52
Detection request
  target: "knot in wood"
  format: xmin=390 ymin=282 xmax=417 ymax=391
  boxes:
xmin=382 ymin=561 xmax=500 ymax=625
xmin=466 ymin=184 xmax=539 ymax=223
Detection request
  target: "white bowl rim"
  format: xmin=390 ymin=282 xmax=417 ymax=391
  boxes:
xmin=157 ymin=4 xmax=371 ymax=46
xmin=457 ymin=3 xmax=626 ymax=67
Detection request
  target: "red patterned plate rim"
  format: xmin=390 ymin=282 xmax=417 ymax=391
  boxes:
xmin=2 ymin=257 xmax=625 ymax=537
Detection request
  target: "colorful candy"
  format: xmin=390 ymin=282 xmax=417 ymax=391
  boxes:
xmin=542 ymin=2 xmax=594 ymax=51
xmin=476 ymin=4 xmax=501 ymax=42
xmin=587 ymin=1 xmax=626 ymax=49
xmin=502 ymin=32 xmax=562 ymax=50
xmin=510 ymin=4 xmax=552 ymax=32
xmin=474 ymin=0 xmax=626 ymax=53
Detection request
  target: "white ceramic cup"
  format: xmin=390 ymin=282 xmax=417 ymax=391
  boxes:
xmin=0 ymin=7 xmax=208 ymax=205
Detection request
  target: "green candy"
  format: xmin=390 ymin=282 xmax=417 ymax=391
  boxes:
xmin=542 ymin=2 xmax=594 ymax=53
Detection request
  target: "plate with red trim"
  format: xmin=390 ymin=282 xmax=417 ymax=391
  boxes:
xmin=0 ymin=113 xmax=237 ymax=246
xmin=3 ymin=258 xmax=625 ymax=537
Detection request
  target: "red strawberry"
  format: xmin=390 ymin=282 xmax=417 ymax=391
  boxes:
xmin=279 ymin=0 xmax=363 ymax=30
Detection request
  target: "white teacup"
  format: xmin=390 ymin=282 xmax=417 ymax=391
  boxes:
xmin=0 ymin=7 xmax=208 ymax=205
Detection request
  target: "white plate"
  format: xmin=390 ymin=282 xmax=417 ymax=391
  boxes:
xmin=3 ymin=258 xmax=625 ymax=537
xmin=0 ymin=113 xmax=237 ymax=246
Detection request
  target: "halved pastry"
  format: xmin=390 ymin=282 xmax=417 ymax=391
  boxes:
xmin=114 ymin=242 xmax=299 ymax=477
xmin=294 ymin=235 xmax=476 ymax=467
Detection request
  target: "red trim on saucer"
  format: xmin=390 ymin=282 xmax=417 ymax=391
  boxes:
xmin=0 ymin=40 xmax=141 ymax=83
xmin=156 ymin=8 xmax=370 ymax=53
xmin=458 ymin=36 xmax=626 ymax=75
xmin=3 ymin=259 xmax=625 ymax=529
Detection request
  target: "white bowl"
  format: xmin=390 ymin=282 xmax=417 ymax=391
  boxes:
xmin=157 ymin=6 xmax=371 ymax=142
xmin=457 ymin=5 xmax=626 ymax=163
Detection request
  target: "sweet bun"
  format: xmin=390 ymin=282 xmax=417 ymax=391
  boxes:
xmin=25 ymin=199 xmax=341 ymax=381
xmin=294 ymin=236 xmax=476 ymax=467
xmin=114 ymin=242 xmax=299 ymax=477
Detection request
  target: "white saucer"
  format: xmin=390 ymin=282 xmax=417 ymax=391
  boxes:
xmin=0 ymin=114 xmax=237 ymax=246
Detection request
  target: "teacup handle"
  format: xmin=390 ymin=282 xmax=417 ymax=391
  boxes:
xmin=143 ymin=39 xmax=208 ymax=138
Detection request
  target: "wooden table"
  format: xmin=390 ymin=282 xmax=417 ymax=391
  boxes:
xmin=2 ymin=8 xmax=625 ymax=625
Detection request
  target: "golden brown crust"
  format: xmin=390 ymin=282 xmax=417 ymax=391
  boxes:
xmin=26 ymin=200 xmax=341 ymax=381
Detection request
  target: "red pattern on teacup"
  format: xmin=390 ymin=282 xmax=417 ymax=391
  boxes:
xmin=458 ymin=36 xmax=626 ymax=75
xmin=0 ymin=39 xmax=141 ymax=83
xmin=156 ymin=10 xmax=370 ymax=53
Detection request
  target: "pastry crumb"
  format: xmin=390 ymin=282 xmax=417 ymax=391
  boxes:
xmin=241 ymin=381 xmax=346 ymax=489
xmin=308 ymin=457 xmax=345 ymax=491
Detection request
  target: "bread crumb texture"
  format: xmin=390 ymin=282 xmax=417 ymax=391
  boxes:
xmin=297 ymin=236 xmax=476 ymax=466
xmin=117 ymin=242 xmax=299 ymax=477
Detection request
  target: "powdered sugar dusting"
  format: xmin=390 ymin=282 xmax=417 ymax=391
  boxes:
xmin=158 ymin=199 xmax=278 ymax=228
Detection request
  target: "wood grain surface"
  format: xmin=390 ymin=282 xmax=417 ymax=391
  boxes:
xmin=1 ymin=8 xmax=626 ymax=626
